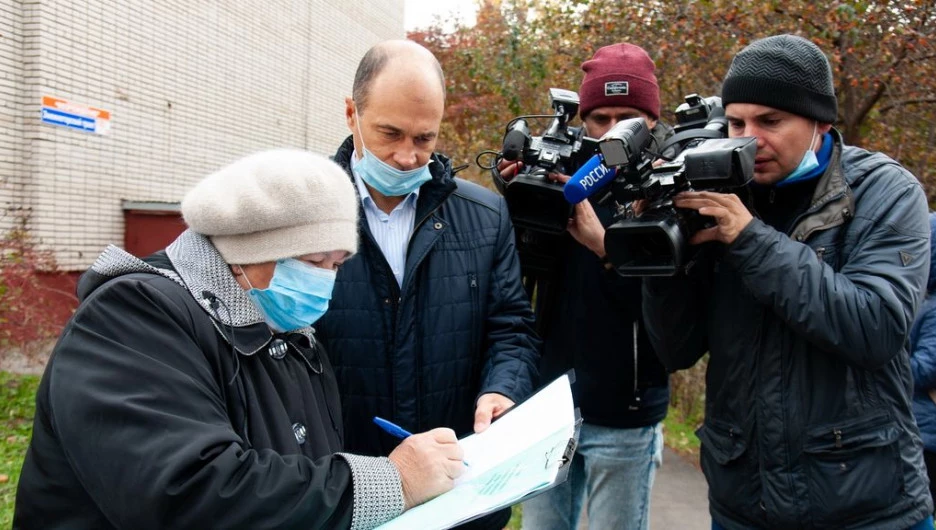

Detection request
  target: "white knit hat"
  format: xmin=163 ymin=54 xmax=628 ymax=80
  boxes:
xmin=181 ymin=149 xmax=358 ymax=264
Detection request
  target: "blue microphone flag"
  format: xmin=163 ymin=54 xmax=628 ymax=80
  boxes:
xmin=563 ymin=154 xmax=616 ymax=204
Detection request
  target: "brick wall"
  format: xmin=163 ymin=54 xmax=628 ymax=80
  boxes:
xmin=0 ymin=0 xmax=28 ymax=244
xmin=0 ymin=0 xmax=404 ymax=270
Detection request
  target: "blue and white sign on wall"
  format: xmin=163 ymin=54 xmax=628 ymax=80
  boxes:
xmin=40 ymin=96 xmax=111 ymax=135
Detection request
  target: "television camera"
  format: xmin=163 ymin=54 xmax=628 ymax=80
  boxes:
xmin=483 ymin=91 xmax=756 ymax=277
xmin=488 ymin=88 xmax=598 ymax=235
xmin=598 ymin=95 xmax=756 ymax=276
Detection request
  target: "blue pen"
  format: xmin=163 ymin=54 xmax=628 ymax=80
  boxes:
xmin=373 ymin=416 xmax=413 ymax=439
xmin=373 ymin=416 xmax=470 ymax=467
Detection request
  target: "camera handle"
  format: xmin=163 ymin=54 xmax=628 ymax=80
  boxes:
xmin=659 ymin=128 xmax=725 ymax=159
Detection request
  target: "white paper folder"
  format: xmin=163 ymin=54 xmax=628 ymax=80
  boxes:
xmin=376 ymin=372 xmax=581 ymax=530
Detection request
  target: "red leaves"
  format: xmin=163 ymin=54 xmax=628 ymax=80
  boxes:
xmin=410 ymin=0 xmax=936 ymax=192
xmin=0 ymin=212 xmax=76 ymax=350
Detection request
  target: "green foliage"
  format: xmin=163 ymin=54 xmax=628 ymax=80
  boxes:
xmin=663 ymin=408 xmax=702 ymax=454
xmin=665 ymin=355 xmax=708 ymax=456
xmin=669 ymin=355 xmax=708 ymax=417
xmin=507 ymin=503 xmax=523 ymax=529
xmin=0 ymin=371 xmax=40 ymax=528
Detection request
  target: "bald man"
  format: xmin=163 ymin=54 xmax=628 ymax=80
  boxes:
xmin=315 ymin=40 xmax=541 ymax=529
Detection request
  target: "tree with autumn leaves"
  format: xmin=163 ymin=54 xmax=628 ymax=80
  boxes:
xmin=411 ymin=0 xmax=936 ymax=201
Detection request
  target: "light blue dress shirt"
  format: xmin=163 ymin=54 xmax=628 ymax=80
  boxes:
xmin=351 ymin=152 xmax=419 ymax=287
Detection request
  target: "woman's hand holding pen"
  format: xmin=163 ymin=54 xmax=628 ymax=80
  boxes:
xmin=388 ymin=427 xmax=465 ymax=509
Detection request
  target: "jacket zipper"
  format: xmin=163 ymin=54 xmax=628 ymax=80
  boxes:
xmin=361 ymin=226 xmax=404 ymax=430
xmin=401 ymin=205 xmax=445 ymax=430
xmin=630 ymin=321 xmax=641 ymax=411
xmin=399 ymin=204 xmax=445 ymax=296
xmin=352 ymin=155 xmax=452 ymax=432
xmin=469 ymin=274 xmax=479 ymax=352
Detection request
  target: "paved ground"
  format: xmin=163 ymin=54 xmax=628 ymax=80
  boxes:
xmin=577 ymin=447 xmax=710 ymax=529
xmin=649 ymin=447 xmax=710 ymax=529
xmin=0 ymin=341 xmax=53 ymax=375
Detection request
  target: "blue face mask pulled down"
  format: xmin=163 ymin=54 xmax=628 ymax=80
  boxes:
xmin=353 ymin=109 xmax=432 ymax=197
xmin=781 ymin=122 xmax=819 ymax=183
xmin=243 ymin=259 xmax=336 ymax=332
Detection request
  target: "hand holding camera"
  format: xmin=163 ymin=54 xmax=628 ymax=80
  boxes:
xmin=673 ymin=191 xmax=754 ymax=245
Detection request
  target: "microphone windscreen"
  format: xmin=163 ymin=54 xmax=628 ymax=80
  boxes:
xmin=503 ymin=130 xmax=527 ymax=161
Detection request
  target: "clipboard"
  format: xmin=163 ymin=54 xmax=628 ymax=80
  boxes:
xmin=376 ymin=372 xmax=581 ymax=530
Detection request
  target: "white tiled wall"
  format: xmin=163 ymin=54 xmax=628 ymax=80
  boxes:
xmin=0 ymin=0 xmax=404 ymax=269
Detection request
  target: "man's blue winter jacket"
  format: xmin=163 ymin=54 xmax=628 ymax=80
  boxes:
xmin=317 ymin=136 xmax=541 ymax=458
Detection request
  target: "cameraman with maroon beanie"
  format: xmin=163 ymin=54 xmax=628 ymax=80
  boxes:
xmin=517 ymin=43 xmax=672 ymax=530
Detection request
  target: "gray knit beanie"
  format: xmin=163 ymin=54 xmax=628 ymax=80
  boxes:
xmin=721 ymin=34 xmax=837 ymax=123
xmin=181 ymin=149 xmax=358 ymax=265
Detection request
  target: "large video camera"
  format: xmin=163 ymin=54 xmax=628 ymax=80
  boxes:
xmin=599 ymin=96 xmax=756 ymax=276
xmin=490 ymin=88 xmax=597 ymax=234
xmin=485 ymin=91 xmax=756 ymax=278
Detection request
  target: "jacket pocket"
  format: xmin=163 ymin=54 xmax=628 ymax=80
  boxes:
xmin=813 ymin=245 xmax=843 ymax=272
xmin=802 ymin=411 xmax=901 ymax=525
xmin=697 ymin=418 xmax=759 ymax=510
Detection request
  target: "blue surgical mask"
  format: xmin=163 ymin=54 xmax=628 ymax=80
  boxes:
xmin=242 ymin=259 xmax=336 ymax=332
xmin=353 ymin=108 xmax=432 ymax=197
xmin=782 ymin=122 xmax=819 ymax=182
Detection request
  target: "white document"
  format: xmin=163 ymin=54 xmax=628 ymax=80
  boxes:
xmin=376 ymin=374 xmax=578 ymax=530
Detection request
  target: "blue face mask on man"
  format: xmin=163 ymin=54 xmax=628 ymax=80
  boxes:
xmin=782 ymin=122 xmax=819 ymax=182
xmin=353 ymin=106 xmax=432 ymax=197
xmin=241 ymin=259 xmax=336 ymax=332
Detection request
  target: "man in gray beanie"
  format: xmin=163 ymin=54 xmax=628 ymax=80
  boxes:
xmin=643 ymin=34 xmax=934 ymax=529
xmin=15 ymin=149 xmax=465 ymax=529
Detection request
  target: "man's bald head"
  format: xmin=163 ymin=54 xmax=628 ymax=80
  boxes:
xmin=352 ymin=40 xmax=445 ymax=114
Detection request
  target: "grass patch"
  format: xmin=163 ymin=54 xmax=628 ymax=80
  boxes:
xmin=663 ymin=408 xmax=702 ymax=454
xmin=507 ymin=503 xmax=522 ymax=529
xmin=0 ymin=371 xmax=40 ymax=528
xmin=664 ymin=354 xmax=707 ymax=463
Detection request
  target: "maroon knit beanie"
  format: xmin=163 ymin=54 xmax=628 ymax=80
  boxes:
xmin=578 ymin=43 xmax=661 ymax=120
